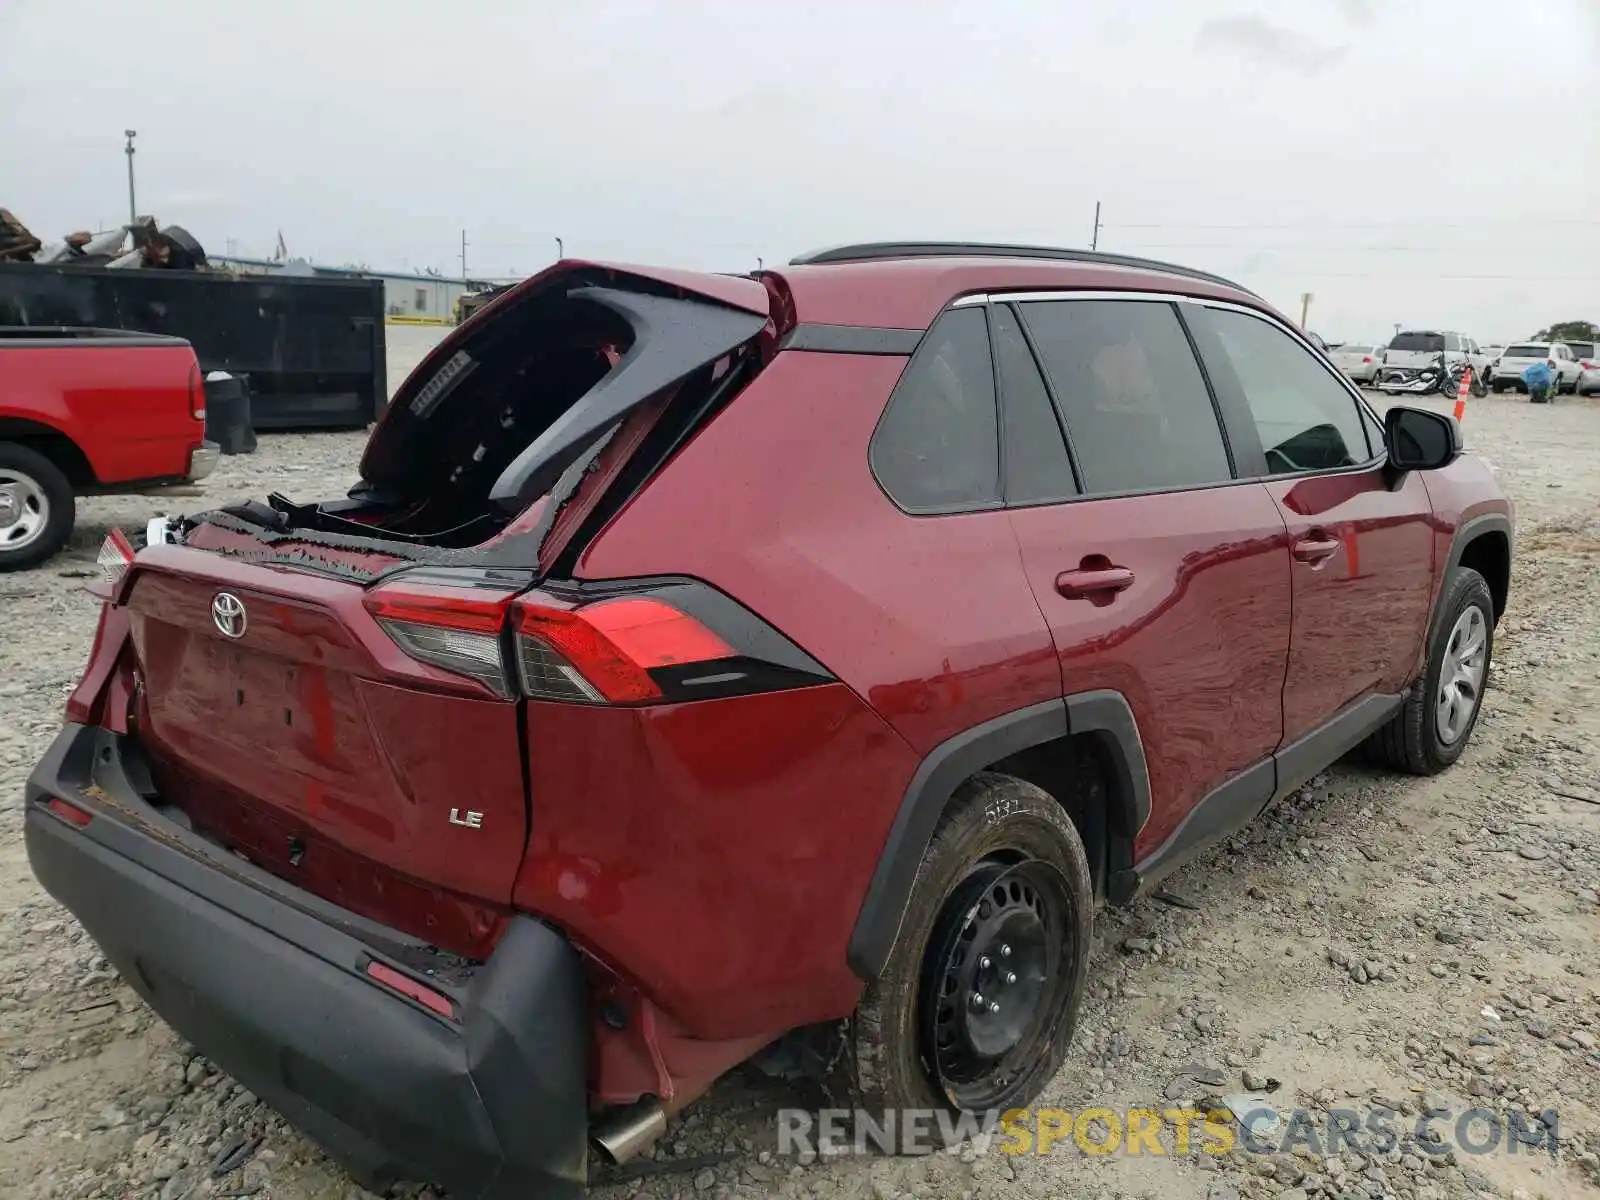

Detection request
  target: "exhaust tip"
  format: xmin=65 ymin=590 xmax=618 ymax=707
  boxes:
xmin=591 ymin=1098 xmax=667 ymax=1165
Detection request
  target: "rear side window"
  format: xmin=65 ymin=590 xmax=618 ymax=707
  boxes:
xmin=1195 ymin=307 xmax=1373 ymax=473
xmin=871 ymin=308 xmax=1000 ymax=512
xmin=1020 ymin=300 xmax=1233 ymax=495
xmin=1568 ymin=341 xmax=1596 ymax=358
xmin=1443 ymin=333 xmax=1462 ymax=351
xmin=1505 ymin=344 xmax=1548 ymax=358
xmin=991 ymin=304 xmax=1076 ymax=504
xmin=1391 ymin=332 xmax=1445 ymax=352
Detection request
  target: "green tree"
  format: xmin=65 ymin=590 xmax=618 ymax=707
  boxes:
xmin=1534 ymin=320 xmax=1598 ymax=342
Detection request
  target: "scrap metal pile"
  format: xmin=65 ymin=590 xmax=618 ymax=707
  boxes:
xmin=0 ymin=207 xmax=207 ymax=270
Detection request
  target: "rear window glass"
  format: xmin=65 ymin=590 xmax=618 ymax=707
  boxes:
xmin=1390 ymin=332 xmax=1445 ymax=352
xmin=1566 ymin=342 xmax=1595 ymax=358
xmin=871 ymin=307 xmax=1000 ymax=512
xmin=1343 ymin=345 xmax=1374 ymax=354
xmin=1505 ymin=345 xmax=1549 ymax=358
xmin=992 ymin=304 xmax=1077 ymax=505
xmin=1021 ymin=299 xmax=1233 ymax=495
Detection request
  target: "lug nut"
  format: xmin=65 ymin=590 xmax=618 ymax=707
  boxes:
xmin=979 ymin=956 xmax=991 ymax=970
xmin=989 ymin=1002 xmax=1001 ymax=1014
xmin=971 ymin=992 xmax=985 ymax=1009
xmin=1000 ymin=944 xmax=1012 ymax=957
xmin=1005 ymin=971 xmax=1017 ymax=985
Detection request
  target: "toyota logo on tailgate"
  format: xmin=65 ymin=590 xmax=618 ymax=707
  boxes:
xmin=211 ymin=592 xmax=247 ymax=639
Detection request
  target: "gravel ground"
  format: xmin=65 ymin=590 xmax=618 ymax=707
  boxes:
xmin=1 ymin=344 xmax=1597 ymax=1200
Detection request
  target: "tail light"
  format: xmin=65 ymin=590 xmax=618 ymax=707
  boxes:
xmin=1361 ymin=355 xmax=1372 ymax=363
xmin=1548 ymin=360 xmax=1558 ymax=370
xmin=364 ymin=573 xmax=833 ymax=704
xmin=1583 ymin=360 xmax=1594 ymax=370
xmin=188 ymin=363 xmax=206 ymax=421
xmin=95 ymin=529 xmax=136 ymax=590
xmin=364 ymin=582 xmax=518 ymax=697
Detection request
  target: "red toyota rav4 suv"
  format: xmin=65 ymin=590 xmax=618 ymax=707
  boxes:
xmin=26 ymin=244 xmax=1512 ymax=1198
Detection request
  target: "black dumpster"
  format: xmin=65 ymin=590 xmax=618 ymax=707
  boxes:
xmin=0 ymin=263 xmax=387 ymax=430
xmin=204 ymin=372 xmax=258 ymax=455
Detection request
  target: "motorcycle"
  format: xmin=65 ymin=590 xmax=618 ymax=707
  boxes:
xmin=1375 ymin=351 xmax=1487 ymax=398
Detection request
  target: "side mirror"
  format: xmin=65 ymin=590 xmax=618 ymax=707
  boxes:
xmin=1385 ymin=405 xmax=1461 ymax=472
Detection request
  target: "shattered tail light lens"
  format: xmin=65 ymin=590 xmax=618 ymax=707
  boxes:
xmin=365 ymin=574 xmax=833 ymax=705
xmin=96 ymin=529 xmax=136 ymax=588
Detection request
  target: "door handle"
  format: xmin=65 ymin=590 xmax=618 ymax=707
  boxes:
xmin=1292 ymin=536 xmax=1341 ymax=564
xmin=1055 ymin=565 xmax=1136 ymax=599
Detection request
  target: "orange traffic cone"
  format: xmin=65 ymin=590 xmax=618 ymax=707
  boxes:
xmin=1453 ymin=367 xmax=1472 ymax=422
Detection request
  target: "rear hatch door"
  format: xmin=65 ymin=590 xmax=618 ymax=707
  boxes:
xmin=1384 ymin=332 xmax=1446 ymax=369
xmin=123 ymin=546 xmax=533 ymax=955
xmin=119 ymin=267 xmax=772 ymax=951
xmin=1499 ymin=345 xmax=1553 ymax=379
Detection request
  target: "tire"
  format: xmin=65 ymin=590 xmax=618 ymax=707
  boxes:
xmin=1492 ymin=381 xmax=1505 ymax=394
xmin=0 ymin=442 xmax=75 ymax=571
xmin=848 ymin=773 xmax=1092 ymax=1132
xmin=1364 ymin=567 xmax=1494 ymax=775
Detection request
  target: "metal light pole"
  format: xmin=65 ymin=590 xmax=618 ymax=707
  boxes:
xmin=123 ymin=130 xmax=138 ymax=225
xmin=554 ymin=235 xmax=564 ymax=260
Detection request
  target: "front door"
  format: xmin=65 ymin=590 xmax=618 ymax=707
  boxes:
xmin=1184 ymin=303 xmax=1435 ymax=744
xmin=993 ymin=296 xmax=1293 ymax=859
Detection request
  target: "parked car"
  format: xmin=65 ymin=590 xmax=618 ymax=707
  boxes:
xmin=1492 ymin=342 xmax=1582 ymax=394
xmin=1329 ymin=342 xmax=1384 ymax=384
xmin=26 ymin=244 xmax=1513 ymax=1200
xmin=0 ymin=327 xmax=216 ymax=569
xmin=1376 ymin=330 xmax=1486 ymax=391
xmin=1562 ymin=340 xmax=1599 ymax=395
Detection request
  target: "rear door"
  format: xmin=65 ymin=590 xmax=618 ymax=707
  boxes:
xmin=999 ymin=295 xmax=1292 ymax=859
xmin=1184 ymin=303 xmax=1435 ymax=743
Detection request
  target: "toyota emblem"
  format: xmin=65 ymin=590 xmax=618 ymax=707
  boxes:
xmin=211 ymin=592 xmax=247 ymax=639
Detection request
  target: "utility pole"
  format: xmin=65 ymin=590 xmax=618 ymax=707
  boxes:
xmin=123 ymin=130 xmax=138 ymax=225
xmin=1300 ymin=292 xmax=1313 ymax=329
xmin=1091 ymin=200 xmax=1101 ymax=251
xmin=554 ymin=235 xmax=564 ymax=260
xmin=459 ymin=229 xmax=468 ymax=280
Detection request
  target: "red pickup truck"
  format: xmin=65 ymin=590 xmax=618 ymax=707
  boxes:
xmin=0 ymin=327 xmax=217 ymax=570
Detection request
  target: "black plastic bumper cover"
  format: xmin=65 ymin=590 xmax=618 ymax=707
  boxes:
xmin=25 ymin=723 xmax=588 ymax=1199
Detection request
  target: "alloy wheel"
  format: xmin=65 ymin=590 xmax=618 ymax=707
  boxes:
xmin=1436 ymin=605 xmax=1488 ymax=744
xmin=0 ymin=469 xmax=50 ymax=552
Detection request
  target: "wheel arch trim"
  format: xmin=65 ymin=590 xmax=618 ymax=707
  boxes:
xmin=846 ymin=690 xmax=1151 ymax=980
xmin=1430 ymin=511 xmax=1512 ymax=651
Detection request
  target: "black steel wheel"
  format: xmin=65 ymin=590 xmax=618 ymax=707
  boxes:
xmin=848 ymin=773 xmax=1093 ymax=1131
xmin=918 ymin=858 xmax=1077 ymax=1111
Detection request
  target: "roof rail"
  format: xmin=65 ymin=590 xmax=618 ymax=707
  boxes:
xmin=788 ymin=241 xmax=1259 ymax=298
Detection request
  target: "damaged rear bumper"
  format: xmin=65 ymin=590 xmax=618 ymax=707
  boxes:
xmin=24 ymin=723 xmax=588 ymax=1199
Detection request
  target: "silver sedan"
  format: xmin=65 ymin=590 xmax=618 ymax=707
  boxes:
xmin=1329 ymin=343 xmax=1385 ymax=385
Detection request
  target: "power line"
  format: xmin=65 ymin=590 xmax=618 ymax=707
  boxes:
xmin=1222 ymin=271 xmax=1598 ymax=281
xmin=1115 ymin=243 xmax=1600 ymax=253
xmin=1107 ymin=218 xmax=1600 ymax=231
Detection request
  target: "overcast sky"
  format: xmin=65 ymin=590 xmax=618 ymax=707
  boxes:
xmin=3 ymin=0 xmax=1597 ymax=340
